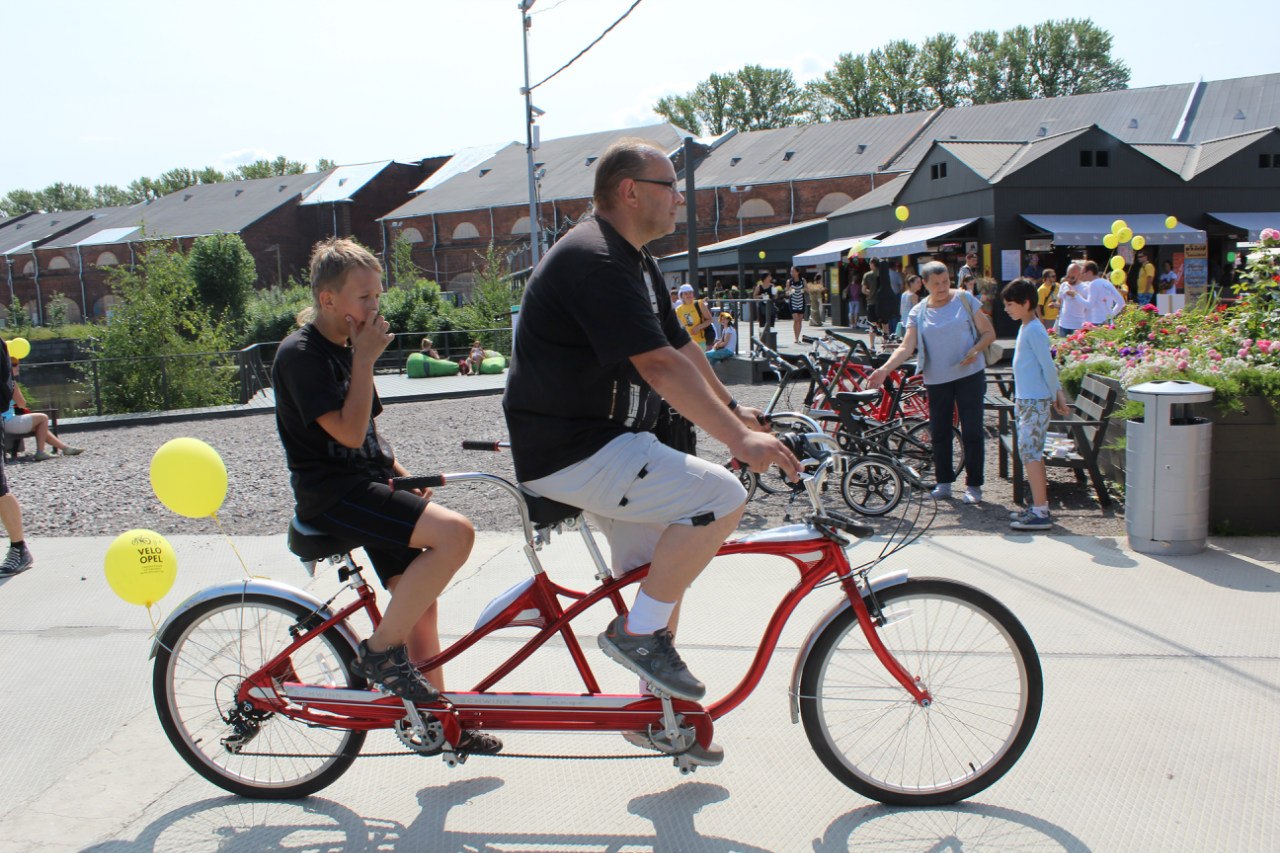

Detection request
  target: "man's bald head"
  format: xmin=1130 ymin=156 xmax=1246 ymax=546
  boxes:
xmin=593 ymin=138 xmax=669 ymax=212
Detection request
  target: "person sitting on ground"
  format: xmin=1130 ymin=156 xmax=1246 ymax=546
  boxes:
xmin=419 ymin=338 xmax=440 ymax=359
xmin=3 ymin=361 xmax=84 ymax=461
xmin=467 ymin=339 xmax=486 ymax=375
xmin=705 ymin=312 xmax=737 ymax=363
xmin=1002 ymin=278 xmax=1070 ymax=531
xmin=0 ymin=346 xmax=33 ymax=577
xmin=270 ymin=237 xmax=501 ymax=756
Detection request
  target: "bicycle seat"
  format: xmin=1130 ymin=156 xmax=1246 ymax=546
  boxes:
xmin=519 ymin=486 xmax=582 ymax=527
xmin=834 ymin=390 xmax=882 ymax=407
xmin=287 ymin=517 xmax=362 ymax=561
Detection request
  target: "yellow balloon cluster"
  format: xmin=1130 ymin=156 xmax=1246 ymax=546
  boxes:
xmin=1103 ymin=234 xmax=1119 ymax=250
xmin=104 ymin=529 xmax=177 ymax=607
xmin=6 ymin=337 xmax=30 ymax=360
xmin=1131 ymin=235 xmax=1146 ymax=251
xmin=1110 ymin=269 xmax=1126 ymax=286
xmin=151 ymin=438 xmax=228 ymax=518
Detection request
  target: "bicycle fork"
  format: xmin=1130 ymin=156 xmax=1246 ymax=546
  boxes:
xmin=842 ymin=574 xmax=932 ymax=706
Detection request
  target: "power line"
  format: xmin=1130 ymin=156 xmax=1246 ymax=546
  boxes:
xmin=528 ymin=0 xmax=644 ymax=92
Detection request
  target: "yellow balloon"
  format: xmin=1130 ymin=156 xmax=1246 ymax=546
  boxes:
xmin=758 ymin=251 xmax=766 ymax=260
xmin=150 ymin=437 xmax=228 ymax=518
xmin=1165 ymin=216 xmax=1177 ymax=229
xmin=1118 ymin=227 xmax=1133 ymax=243
xmin=1131 ymin=235 xmax=1146 ymax=251
xmin=1110 ymin=269 xmax=1126 ymax=286
xmin=6 ymin=337 xmax=30 ymax=360
xmin=895 ymin=205 xmax=910 ymax=222
xmin=1110 ymin=256 xmax=1125 ymax=271
xmin=104 ymin=529 xmax=177 ymax=607
xmin=1103 ymin=234 xmax=1119 ymax=250
xmin=1111 ymin=219 xmax=1127 ymax=235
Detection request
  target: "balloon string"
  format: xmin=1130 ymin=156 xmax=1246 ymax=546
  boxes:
xmin=211 ymin=512 xmax=253 ymax=578
xmin=147 ymin=602 xmax=163 ymax=636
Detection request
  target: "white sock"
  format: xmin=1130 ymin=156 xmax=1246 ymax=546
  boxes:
xmin=1033 ymin=504 xmax=1049 ymax=517
xmin=626 ymin=590 xmax=676 ymax=636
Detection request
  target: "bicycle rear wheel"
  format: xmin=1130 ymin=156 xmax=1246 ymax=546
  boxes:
xmin=799 ymin=578 xmax=1042 ymax=806
xmin=153 ymin=593 xmax=367 ymax=799
xmin=896 ymin=420 xmax=963 ymax=481
xmin=839 ymin=457 xmax=903 ymax=516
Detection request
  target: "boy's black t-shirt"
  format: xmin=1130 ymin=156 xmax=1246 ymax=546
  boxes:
xmin=503 ymin=216 xmax=689 ymax=482
xmin=272 ymin=323 xmax=396 ymax=518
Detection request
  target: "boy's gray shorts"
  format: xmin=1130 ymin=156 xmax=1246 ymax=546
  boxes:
xmin=523 ymin=431 xmax=746 ymax=576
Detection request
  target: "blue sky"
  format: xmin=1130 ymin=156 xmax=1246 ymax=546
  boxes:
xmin=1 ymin=0 xmax=1271 ymax=198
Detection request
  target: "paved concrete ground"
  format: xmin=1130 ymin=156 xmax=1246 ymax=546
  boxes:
xmin=1 ymin=529 xmax=1276 ymax=852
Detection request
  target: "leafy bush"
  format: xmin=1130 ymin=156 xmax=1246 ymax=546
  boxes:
xmin=189 ymin=232 xmax=257 ymax=328
xmin=241 ymin=280 xmax=313 ymax=344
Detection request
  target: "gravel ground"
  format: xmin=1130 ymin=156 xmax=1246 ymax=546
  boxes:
xmin=9 ymin=382 xmax=1125 ymax=540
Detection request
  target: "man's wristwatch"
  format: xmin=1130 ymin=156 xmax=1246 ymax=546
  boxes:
xmin=727 ymin=398 xmax=739 ymax=412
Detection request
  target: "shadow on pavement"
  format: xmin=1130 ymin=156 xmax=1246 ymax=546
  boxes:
xmin=814 ymin=801 xmax=1092 ymax=852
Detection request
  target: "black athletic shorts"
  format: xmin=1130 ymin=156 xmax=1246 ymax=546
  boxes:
xmin=306 ymin=480 xmax=427 ymax=587
xmin=0 ymin=454 xmax=7 ymax=498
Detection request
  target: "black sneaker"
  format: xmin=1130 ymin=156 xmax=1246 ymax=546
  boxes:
xmin=598 ymin=615 xmax=706 ymax=702
xmin=351 ymin=641 xmax=439 ymax=704
xmin=456 ymin=729 xmax=504 ymax=755
xmin=0 ymin=545 xmax=33 ymax=576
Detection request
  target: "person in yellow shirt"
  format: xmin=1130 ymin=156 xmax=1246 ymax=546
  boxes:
xmin=1135 ymin=252 xmax=1156 ymax=307
xmin=673 ymin=284 xmax=714 ymax=348
xmin=1036 ymin=268 xmax=1060 ymax=330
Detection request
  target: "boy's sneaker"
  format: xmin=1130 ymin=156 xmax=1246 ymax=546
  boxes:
xmin=599 ymin=615 xmax=706 ymax=702
xmin=455 ymin=729 xmax=504 ymax=756
xmin=962 ymin=486 xmax=983 ymax=505
xmin=62 ymin=447 xmax=85 ymax=456
xmin=621 ymin=730 xmax=724 ymax=766
xmin=31 ymin=451 xmax=52 ymax=462
xmin=1010 ymin=509 xmax=1053 ymax=531
xmin=0 ymin=545 xmax=34 ymax=576
xmin=350 ymin=641 xmax=440 ymax=705
xmin=930 ymin=483 xmax=952 ymax=500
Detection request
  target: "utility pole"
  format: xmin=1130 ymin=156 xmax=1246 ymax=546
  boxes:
xmin=519 ymin=1 xmax=542 ymax=268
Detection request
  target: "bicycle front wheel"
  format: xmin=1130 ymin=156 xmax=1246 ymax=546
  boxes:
xmin=799 ymin=578 xmax=1042 ymax=806
xmin=840 ymin=456 xmax=903 ymax=516
xmin=153 ymin=593 xmax=367 ymax=799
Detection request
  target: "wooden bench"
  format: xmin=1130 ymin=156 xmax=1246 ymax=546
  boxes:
xmin=4 ymin=408 xmax=60 ymax=460
xmin=997 ymin=373 xmax=1122 ymax=507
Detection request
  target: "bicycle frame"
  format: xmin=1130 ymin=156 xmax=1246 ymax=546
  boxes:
xmin=214 ymin=466 xmax=927 ymax=750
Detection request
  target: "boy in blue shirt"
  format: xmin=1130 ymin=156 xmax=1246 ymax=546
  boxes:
xmin=1002 ymin=278 xmax=1069 ymax=531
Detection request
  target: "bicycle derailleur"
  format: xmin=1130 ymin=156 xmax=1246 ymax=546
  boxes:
xmin=221 ymin=700 xmax=272 ymax=754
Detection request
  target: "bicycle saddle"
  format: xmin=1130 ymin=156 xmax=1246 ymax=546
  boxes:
xmin=518 ymin=486 xmax=583 ymax=527
xmin=833 ymin=389 xmax=883 ymax=407
xmin=287 ymin=516 xmax=363 ymax=561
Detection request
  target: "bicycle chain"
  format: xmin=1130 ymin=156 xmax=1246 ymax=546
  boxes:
xmin=237 ymin=749 xmax=665 ymax=761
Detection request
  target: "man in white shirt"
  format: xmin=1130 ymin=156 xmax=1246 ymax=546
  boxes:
xmin=1081 ymin=260 xmax=1124 ymax=325
xmin=1054 ymin=262 xmax=1089 ymax=335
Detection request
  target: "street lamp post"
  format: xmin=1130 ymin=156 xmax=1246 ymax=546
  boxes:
xmin=519 ymin=1 xmax=542 ymax=269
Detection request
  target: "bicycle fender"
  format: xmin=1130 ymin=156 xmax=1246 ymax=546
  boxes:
xmin=148 ymin=578 xmax=362 ymax=660
xmin=787 ymin=569 xmax=909 ymax=724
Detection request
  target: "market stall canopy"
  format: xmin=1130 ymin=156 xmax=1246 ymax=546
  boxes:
xmin=1206 ymin=212 xmax=1280 ymax=241
xmin=1021 ymin=214 xmax=1206 ymax=245
xmin=863 ymin=218 xmax=977 ymax=258
xmin=792 ymin=233 xmax=883 ymax=266
xmin=657 ymin=218 xmax=827 ymax=273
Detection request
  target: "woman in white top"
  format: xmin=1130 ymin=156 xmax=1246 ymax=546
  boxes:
xmin=865 ymin=261 xmax=996 ymax=504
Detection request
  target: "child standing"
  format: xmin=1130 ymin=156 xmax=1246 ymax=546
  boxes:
xmin=1001 ymin=278 xmax=1070 ymax=531
xmin=271 ymin=238 xmax=500 ymax=754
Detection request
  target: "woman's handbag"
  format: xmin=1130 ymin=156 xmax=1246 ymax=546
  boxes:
xmin=958 ymin=294 xmax=1003 ymax=367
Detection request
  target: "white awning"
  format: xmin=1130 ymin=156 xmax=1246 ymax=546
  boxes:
xmin=863 ymin=218 xmax=977 ymax=258
xmin=1022 ymin=214 xmax=1206 ymax=246
xmin=1207 ymin=212 xmax=1280 ymax=241
xmin=793 ymin=233 xmax=881 ymax=266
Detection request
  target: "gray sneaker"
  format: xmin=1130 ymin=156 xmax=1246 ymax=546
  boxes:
xmin=621 ymin=730 xmax=724 ymax=766
xmin=1010 ymin=509 xmax=1052 ymax=531
xmin=0 ymin=545 xmax=33 ymax=576
xmin=62 ymin=447 xmax=85 ymax=457
xmin=598 ymin=615 xmax=706 ymax=702
xmin=350 ymin=641 xmax=440 ymax=704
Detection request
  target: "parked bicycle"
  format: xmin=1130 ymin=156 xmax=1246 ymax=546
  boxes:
xmin=151 ymin=419 xmax=1042 ymax=806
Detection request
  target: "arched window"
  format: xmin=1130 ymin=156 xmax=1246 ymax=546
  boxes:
xmin=93 ymin=295 xmax=122 ymax=319
xmin=48 ymin=256 xmax=71 ymax=270
xmin=510 ymin=216 xmax=531 ymax=235
xmin=451 ymin=272 xmax=476 ymax=299
xmin=452 ymin=222 xmax=480 ymax=240
xmin=20 ymin=261 xmax=33 ymax=276
xmin=399 ymin=227 xmax=424 ymax=243
xmin=815 ymin=192 xmax=854 ymax=215
xmin=47 ymin=295 xmax=83 ymax=324
xmin=22 ymin=301 xmax=38 ymax=324
xmin=738 ymin=199 xmax=775 ymax=218
xmin=96 ymin=251 xmax=120 ymax=267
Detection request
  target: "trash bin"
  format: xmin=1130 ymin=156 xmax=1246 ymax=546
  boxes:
xmin=1125 ymin=380 xmax=1214 ymax=555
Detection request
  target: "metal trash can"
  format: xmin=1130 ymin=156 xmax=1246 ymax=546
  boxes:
xmin=1125 ymin=380 xmax=1214 ymax=555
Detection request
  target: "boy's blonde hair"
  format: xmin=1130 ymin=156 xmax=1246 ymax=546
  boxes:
xmin=297 ymin=238 xmax=383 ymax=325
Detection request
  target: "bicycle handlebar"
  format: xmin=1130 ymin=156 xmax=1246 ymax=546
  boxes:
xmin=462 ymin=440 xmax=509 ymax=452
xmin=391 ymin=474 xmax=447 ymax=490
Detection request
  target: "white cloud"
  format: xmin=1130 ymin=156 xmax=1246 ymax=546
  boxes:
xmin=214 ymin=147 xmax=273 ymax=171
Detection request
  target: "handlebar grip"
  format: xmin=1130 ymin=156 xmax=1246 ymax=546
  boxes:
xmin=462 ymin=440 xmax=505 ymax=452
xmin=391 ymin=475 xmax=446 ymax=491
xmin=801 ymin=335 xmax=817 ymax=344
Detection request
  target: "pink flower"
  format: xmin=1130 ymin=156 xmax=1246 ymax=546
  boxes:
xmin=1140 ymin=303 xmax=1158 ymax=313
xmin=1238 ymin=348 xmax=1250 ymax=358
xmin=1259 ymin=341 xmax=1274 ymax=354
xmin=1149 ymin=333 xmax=1158 ymax=341
xmin=1176 ymin=325 xmax=1188 ymax=334
xmin=1177 ymin=360 xmax=1189 ymax=370
xmin=1243 ymin=339 xmax=1253 ymax=347
xmin=1260 ymin=227 xmax=1280 ymax=241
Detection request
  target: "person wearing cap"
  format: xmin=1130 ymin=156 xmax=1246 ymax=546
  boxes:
xmin=705 ymin=312 xmax=737 ymax=364
xmin=673 ymin=283 xmax=714 ymax=348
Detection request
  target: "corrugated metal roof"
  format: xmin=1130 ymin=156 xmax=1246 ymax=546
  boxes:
xmin=42 ymin=171 xmax=329 ymax=248
xmin=1189 ymin=128 xmax=1277 ymax=176
xmin=75 ymin=226 xmax=142 ymax=246
xmin=825 ymin=173 xmax=908 ymax=218
xmin=383 ymin=124 xmax=689 ymax=218
xmin=688 ymin=113 xmax=928 ymax=188
xmin=1184 ymin=73 xmax=1280 ymax=141
xmin=300 ymin=161 xmax=391 ymax=205
xmin=937 ymin=141 xmax=1028 ymax=180
xmin=412 ymin=142 xmax=515 ymax=193
xmin=1131 ymin=143 xmax=1197 ymax=174
xmin=0 ymin=209 xmax=111 ymax=254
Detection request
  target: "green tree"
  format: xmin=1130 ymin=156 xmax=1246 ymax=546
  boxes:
xmin=654 ymin=67 xmax=807 ymax=134
xmin=92 ymin=241 xmax=235 ymax=413
xmin=443 ymin=244 xmax=523 ymax=353
xmin=188 ymin=232 xmax=258 ymax=327
xmin=93 ymin=184 xmax=134 ymax=207
xmin=868 ymin=41 xmax=925 ymax=114
xmin=1027 ymin=19 xmax=1130 ymax=97
xmin=807 ymin=53 xmax=879 ymax=120
xmin=234 ymin=157 xmax=308 ymax=180
xmin=7 ymin=295 xmax=31 ymax=334
xmin=0 ymin=189 xmax=44 ymax=217
xmin=917 ymin=34 xmax=968 ymax=108
xmin=46 ymin=297 xmax=68 ymax=333
xmin=654 ymin=94 xmax=703 ymax=135
xmin=241 ymin=279 xmax=313 ymax=344
xmin=315 ymin=158 xmax=338 ymax=171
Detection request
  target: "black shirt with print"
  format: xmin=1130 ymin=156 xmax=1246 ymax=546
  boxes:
xmin=503 ymin=216 xmax=689 ymax=482
xmin=271 ymin=323 xmax=396 ymax=518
